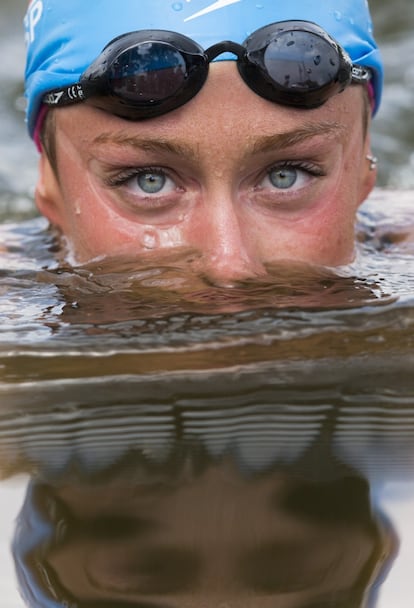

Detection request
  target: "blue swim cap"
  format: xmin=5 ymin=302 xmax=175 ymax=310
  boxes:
xmin=24 ymin=0 xmax=383 ymax=139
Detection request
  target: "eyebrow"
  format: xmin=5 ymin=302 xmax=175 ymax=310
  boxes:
xmin=93 ymin=121 xmax=345 ymax=159
xmin=249 ymin=121 xmax=345 ymax=155
xmin=93 ymin=131 xmax=198 ymax=160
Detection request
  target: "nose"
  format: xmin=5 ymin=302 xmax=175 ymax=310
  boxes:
xmin=194 ymin=195 xmax=267 ymax=283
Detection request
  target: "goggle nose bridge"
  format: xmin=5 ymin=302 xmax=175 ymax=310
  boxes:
xmin=205 ymin=40 xmax=246 ymax=62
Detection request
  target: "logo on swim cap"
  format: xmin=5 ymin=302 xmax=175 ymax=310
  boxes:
xmin=185 ymin=0 xmax=242 ymax=22
xmin=24 ymin=0 xmax=43 ymax=45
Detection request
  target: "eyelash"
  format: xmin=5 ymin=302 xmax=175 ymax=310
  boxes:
xmin=105 ymin=166 xmax=170 ymax=189
xmin=266 ymin=160 xmax=325 ymax=178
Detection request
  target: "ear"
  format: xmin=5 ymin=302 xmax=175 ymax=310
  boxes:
xmin=35 ymin=153 xmax=66 ymax=229
xmin=358 ymin=134 xmax=377 ymax=206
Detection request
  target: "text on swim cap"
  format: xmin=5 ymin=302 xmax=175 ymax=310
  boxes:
xmin=25 ymin=0 xmax=43 ymax=45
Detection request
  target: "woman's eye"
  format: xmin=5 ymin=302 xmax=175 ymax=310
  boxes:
xmin=259 ymin=164 xmax=317 ymax=192
xmin=136 ymin=171 xmax=170 ymax=194
xmin=111 ymin=169 xmax=177 ymax=197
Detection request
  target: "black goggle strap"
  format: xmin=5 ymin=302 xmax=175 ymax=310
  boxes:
xmin=43 ymin=83 xmax=87 ymax=107
xmin=351 ymin=65 xmax=372 ymax=83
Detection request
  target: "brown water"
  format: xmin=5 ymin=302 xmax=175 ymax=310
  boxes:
xmin=1 ymin=1 xmax=414 ymax=607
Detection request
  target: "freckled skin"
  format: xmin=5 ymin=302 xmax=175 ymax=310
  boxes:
xmin=35 ymin=62 xmax=376 ymax=279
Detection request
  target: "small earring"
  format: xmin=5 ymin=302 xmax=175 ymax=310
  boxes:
xmin=366 ymin=154 xmax=378 ymax=171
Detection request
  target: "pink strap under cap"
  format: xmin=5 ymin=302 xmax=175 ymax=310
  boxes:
xmin=33 ymin=105 xmax=48 ymax=153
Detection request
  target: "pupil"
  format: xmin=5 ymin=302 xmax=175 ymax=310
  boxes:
xmin=138 ymin=172 xmax=166 ymax=194
xmin=270 ymin=168 xmax=297 ymax=189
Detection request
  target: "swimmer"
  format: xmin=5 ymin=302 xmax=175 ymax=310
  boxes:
xmin=24 ymin=0 xmax=383 ymax=280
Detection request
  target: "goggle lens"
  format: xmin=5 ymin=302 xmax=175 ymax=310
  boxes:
xmin=262 ymin=31 xmax=343 ymax=90
xmin=109 ymin=42 xmax=189 ymax=102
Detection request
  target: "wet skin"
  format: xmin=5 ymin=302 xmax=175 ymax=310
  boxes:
xmin=35 ymin=62 xmax=376 ymax=280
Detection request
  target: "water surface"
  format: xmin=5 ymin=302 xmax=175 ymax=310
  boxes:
xmin=1 ymin=2 xmax=414 ymax=607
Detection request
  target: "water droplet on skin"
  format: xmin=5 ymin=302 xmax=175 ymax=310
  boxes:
xmin=172 ymin=2 xmax=183 ymax=11
xmin=142 ymin=231 xmax=160 ymax=250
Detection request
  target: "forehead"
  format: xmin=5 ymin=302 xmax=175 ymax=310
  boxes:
xmin=53 ymin=63 xmax=365 ymax=153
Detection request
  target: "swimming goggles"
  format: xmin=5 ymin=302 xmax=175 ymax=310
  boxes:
xmin=42 ymin=20 xmax=371 ymax=119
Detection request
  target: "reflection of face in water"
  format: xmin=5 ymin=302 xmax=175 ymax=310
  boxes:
xmin=13 ymin=459 xmax=394 ymax=608
xmin=44 ymin=255 xmax=392 ymax=328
